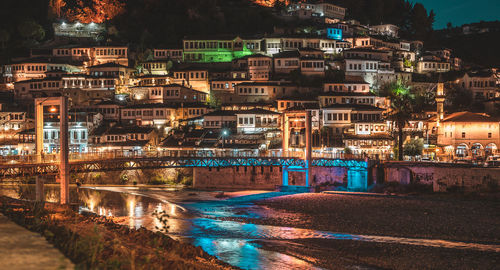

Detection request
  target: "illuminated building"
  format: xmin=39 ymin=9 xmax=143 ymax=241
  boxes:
xmin=8 ymin=59 xmax=81 ymax=83
xmin=91 ymin=100 xmax=122 ymax=121
xmin=51 ymin=45 xmax=129 ymax=67
xmin=298 ymin=48 xmax=326 ymax=76
xmin=130 ymin=84 xmax=208 ymax=104
xmin=42 ymin=109 xmax=103 ymax=153
xmin=88 ymin=62 xmax=134 ymax=94
xmin=416 ymin=54 xmax=451 ymax=74
xmin=237 ymin=54 xmax=273 ymax=81
xmin=457 ymin=70 xmax=499 ymax=100
xmin=236 ymin=108 xmax=281 ymax=134
xmin=321 ymin=104 xmax=387 ymax=150
xmin=138 ymin=60 xmax=169 ymax=76
xmin=273 ymin=50 xmax=300 ymax=74
xmin=52 ymin=22 xmax=106 ymax=42
xmin=231 ymin=81 xmax=297 ymax=103
xmin=211 ymin=79 xmax=248 ymax=93
xmin=182 ymin=36 xmax=262 ymax=63
xmin=277 ymin=98 xmax=318 ymax=112
xmin=370 ymin=24 xmax=400 ymax=38
xmin=287 ymin=2 xmax=346 ymax=20
xmin=89 ymin=125 xmax=158 ymax=154
xmin=171 ymin=67 xmax=210 ymax=93
xmin=326 ymin=28 xmax=343 ymax=40
xmin=203 ymin=110 xmax=237 ymax=130
xmin=0 ymin=108 xmax=32 ymax=155
xmin=344 ymin=48 xmax=396 ymax=88
xmin=121 ymin=103 xmax=176 ymax=128
xmin=436 ymin=112 xmax=499 ymax=159
xmin=153 ymin=49 xmax=183 ymax=62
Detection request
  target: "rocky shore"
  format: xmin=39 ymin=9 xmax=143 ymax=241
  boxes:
xmin=0 ymin=196 xmax=237 ymax=270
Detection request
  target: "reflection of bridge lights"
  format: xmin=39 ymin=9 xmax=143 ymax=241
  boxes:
xmin=89 ymin=200 xmax=95 ymax=212
xmin=125 ymin=196 xmax=140 ymax=218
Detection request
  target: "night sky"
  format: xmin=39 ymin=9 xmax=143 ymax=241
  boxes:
xmin=417 ymin=0 xmax=500 ymax=29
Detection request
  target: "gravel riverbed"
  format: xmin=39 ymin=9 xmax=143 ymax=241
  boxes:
xmin=244 ymin=192 xmax=500 ymax=269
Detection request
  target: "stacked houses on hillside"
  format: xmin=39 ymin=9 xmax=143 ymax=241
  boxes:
xmin=0 ymin=1 xmax=498 ymax=161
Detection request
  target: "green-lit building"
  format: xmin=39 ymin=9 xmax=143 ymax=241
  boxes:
xmin=183 ymin=35 xmax=264 ymax=63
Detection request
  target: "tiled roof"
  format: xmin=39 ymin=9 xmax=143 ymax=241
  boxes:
xmin=322 ymin=104 xmax=385 ymax=111
xmin=442 ymin=112 xmax=498 ymax=123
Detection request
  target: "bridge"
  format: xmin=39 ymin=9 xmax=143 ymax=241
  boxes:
xmin=21 ymin=97 xmax=368 ymax=204
xmin=0 ymin=151 xmax=368 ymax=178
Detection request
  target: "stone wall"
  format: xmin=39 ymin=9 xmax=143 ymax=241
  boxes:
xmin=193 ymin=166 xmax=348 ymax=189
xmin=382 ymin=162 xmax=500 ymax=192
xmin=77 ymin=168 xmax=193 ymax=185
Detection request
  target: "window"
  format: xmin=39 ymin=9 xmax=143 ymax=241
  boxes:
xmin=462 ymin=132 xmax=466 ymax=138
xmin=488 ymin=133 xmax=492 ymax=138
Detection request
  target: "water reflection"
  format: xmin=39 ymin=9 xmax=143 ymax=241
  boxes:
xmin=192 ymin=238 xmax=320 ymax=270
xmin=2 ymin=185 xmax=499 ymax=270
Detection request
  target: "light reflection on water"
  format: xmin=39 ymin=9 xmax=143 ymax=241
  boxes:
xmin=2 ymin=185 xmax=499 ymax=270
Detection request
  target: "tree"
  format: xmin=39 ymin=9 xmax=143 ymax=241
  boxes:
xmin=403 ymin=138 xmax=424 ymax=157
xmin=0 ymin=29 xmax=9 ymax=50
xmin=17 ymin=20 xmax=45 ymax=42
xmin=208 ymin=92 xmax=222 ymax=109
xmin=447 ymin=84 xmax=472 ymax=112
xmin=63 ymin=0 xmax=125 ymax=23
xmin=410 ymin=3 xmax=433 ymax=41
xmin=381 ymin=80 xmax=415 ymax=161
xmin=320 ymin=126 xmax=330 ymax=147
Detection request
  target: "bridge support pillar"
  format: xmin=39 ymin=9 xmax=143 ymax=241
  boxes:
xmin=282 ymin=114 xmax=289 ymax=154
xmin=60 ymin=97 xmax=70 ymax=205
xmin=35 ymin=176 xmax=44 ymax=202
xmin=35 ymin=96 xmax=70 ymax=205
xmin=347 ymin=168 xmax=368 ymax=191
xmin=305 ymin=110 xmax=312 ymax=187
xmin=282 ymin=167 xmax=289 ymax=186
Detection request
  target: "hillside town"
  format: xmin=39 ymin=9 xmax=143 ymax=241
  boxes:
xmin=0 ymin=1 xmax=498 ymax=164
xmin=0 ymin=1 xmax=499 ymax=270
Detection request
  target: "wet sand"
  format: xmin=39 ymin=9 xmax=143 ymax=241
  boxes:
xmin=247 ymin=193 xmax=500 ymax=269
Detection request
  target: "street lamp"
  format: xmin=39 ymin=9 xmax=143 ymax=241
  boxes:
xmin=221 ymin=129 xmax=229 ymax=149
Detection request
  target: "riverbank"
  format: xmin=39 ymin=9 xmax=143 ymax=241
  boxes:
xmin=244 ymin=192 xmax=500 ymax=269
xmin=254 ymin=192 xmax=500 ymax=242
xmin=0 ymin=196 xmax=237 ymax=270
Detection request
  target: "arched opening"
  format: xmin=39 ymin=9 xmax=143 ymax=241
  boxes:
xmin=485 ymin=143 xmax=498 ymax=157
xmin=471 ymin=143 xmax=483 ymax=158
xmin=455 ymin=143 xmax=468 ymax=158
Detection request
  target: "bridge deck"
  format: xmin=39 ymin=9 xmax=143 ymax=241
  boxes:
xmin=0 ymin=156 xmax=367 ymax=178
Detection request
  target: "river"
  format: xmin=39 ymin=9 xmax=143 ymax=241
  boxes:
xmin=1 ymin=185 xmax=499 ymax=269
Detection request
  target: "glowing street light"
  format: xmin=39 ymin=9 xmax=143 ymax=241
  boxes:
xmin=221 ymin=129 xmax=229 ymax=149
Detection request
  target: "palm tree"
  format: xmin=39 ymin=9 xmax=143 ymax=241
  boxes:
xmin=381 ymin=81 xmax=415 ymax=161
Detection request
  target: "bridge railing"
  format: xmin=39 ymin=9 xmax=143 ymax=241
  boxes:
xmin=0 ymin=149 xmax=371 ymax=165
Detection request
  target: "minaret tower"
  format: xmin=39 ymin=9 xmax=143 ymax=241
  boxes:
xmin=436 ymin=82 xmax=445 ymax=127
